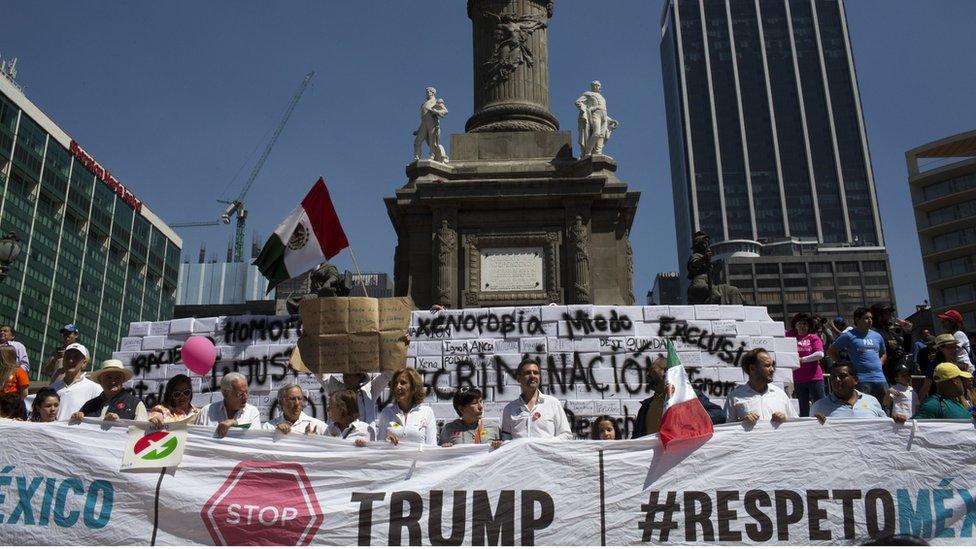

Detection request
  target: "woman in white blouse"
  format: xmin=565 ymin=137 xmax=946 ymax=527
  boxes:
xmin=376 ymin=367 xmax=437 ymax=445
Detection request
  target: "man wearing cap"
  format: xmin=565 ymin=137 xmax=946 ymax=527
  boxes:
xmin=913 ymin=363 xmax=975 ymax=420
xmin=0 ymin=324 xmax=30 ymax=373
xmin=49 ymin=343 xmax=102 ymax=421
xmin=43 ymin=323 xmax=80 ymax=383
xmin=70 ymin=359 xmax=147 ymax=421
xmin=811 ymin=362 xmax=887 ymax=422
xmin=938 ymin=309 xmax=973 ymax=371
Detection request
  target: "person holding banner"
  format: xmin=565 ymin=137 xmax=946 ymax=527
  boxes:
xmin=148 ymin=374 xmax=200 ymax=427
xmin=197 ymin=372 xmax=261 ymax=437
xmin=440 ymin=387 xmax=500 ymax=446
xmin=632 ymin=355 xmax=725 ymax=438
xmin=324 ymin=389 xmax=374 ymax=445
xmin=321 ymin=371 xmax=389 ymax=427
xmin=49 ymin=343 xmax=101 ymax=421
xmin=377 ymin=367 xmax=437 ymax=445
xmin=71 ymin=360 xmax=148 ymax=422
xmin=811 ymin=362 xmax=888 ymax=422
xmin=29 ymin=388 xmax=60 ymax=422
xmin=264 ymin=384 xmax=327 ymax=435
xmin=723 ymin=348 xmax=797 ymax=424
xmin=500 ymin=358 xmax=573 ymax=441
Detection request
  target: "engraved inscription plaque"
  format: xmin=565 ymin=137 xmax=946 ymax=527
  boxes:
xmin=480 ymin=247 xmax=544 ymax=292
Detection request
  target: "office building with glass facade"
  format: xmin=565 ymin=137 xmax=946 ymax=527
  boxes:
xmin=659 ymin=0 xmax=895 ymax=319
xmin=0 ymin=75 xmax=182 ymax=374
xmin=907 ymin=130 xmax=976 ymax=328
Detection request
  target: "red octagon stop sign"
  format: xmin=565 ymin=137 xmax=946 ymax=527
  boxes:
xmin=201 ymin=461 xmax=323 ymax=545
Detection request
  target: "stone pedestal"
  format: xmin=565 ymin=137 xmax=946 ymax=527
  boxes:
xmin=385 ymin=131 xmax=639 ymax=308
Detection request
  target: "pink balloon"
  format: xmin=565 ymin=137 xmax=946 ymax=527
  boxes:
xmin=181 ymin=335 xmax=216 ymax=375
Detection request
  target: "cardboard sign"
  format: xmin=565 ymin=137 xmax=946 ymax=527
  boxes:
xmin=296 ymin=297 xmax=413 ymax=373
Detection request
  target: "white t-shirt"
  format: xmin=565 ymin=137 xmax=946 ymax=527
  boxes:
xmin=953 ymin=330 xmax=974 ymax=370
xmin=51 ymin=374 xmax=102 ymax=421
xmin=889 ymin=383 xmax=919 ymax=418
xmin=196 ymin=401 xmax=261 ymax=430
xmin=723 ymin=383 xmax=798 ymax=422
xmin=325 ymin=420 xmax=375 ymax=441
xmin=500 ymin=392 xmax=573 ymax=440
xmin=376 ymin=403 xmax=437 ymax=445
xmin=263 ymin=411 xmax=327 ymax=434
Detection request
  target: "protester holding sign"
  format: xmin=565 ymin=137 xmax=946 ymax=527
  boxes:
xmin=71 ymin=360 xmax=148 ymax=422
xmin=49 ymin=343 xmax=101 ymax=421
xmin=197 ymin=372 xmax=261 ymax=437
xmin=723 ymin=348 xmax=797 ymax=423
xmin=264 ymin=384 xmax=327 ymax=435
xmin=149 ymin=374 xmax=200 ymax=427
xmin=811 ymin=362 xmax=887 ymax=422
xmin=377 ymin=367 xmax=437 ymax=445
xmin=500 ymin=358 xmax=573 ymax=441
xmin=439 ymin=386 xmax=500 ymax=446
xmin=913 ymin=363 xmax=975 ymax=419
xmin=324 ymin=389 xmax=374 ymax=444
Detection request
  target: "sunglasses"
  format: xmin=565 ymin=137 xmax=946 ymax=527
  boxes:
xmin=171 ymin=389 xmax=192 ymax=398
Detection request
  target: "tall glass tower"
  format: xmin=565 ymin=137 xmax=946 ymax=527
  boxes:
xmin=661 ymin=0 xmax=895 ymax=320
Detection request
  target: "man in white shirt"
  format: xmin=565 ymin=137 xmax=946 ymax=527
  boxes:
xmin=263 ymin=384 xmax=327 ymax=435
xmin=0 ymin=324 xmax=30 ymax=373
xmin=724 ymin=348 xmax=798 ymax=424
xmin=500 ymin=358 xmax=573 ymax=441
xmin=197 ymin=372 xmax=261 ymax=437
xmin=49 ymin=343 xmax=101 ymax=421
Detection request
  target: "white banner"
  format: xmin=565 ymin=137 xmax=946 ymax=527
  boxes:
xmin=0 ymin=418 xmax=973 ymax=545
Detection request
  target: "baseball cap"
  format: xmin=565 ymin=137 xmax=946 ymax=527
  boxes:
xmin=60 ymin=323 xmax=79 ymax=334
xmin=933 ymin=362 xmax=973 ymax=384
xmin=893 ymin=364 xmax=913 ymax=378
xmin=933 ymin=333 xmax=958 ymax=349
xmin=64 ymin=342 xmax=89 ymax=360
xmin=938 ymin=310 xmax=964 ymax=324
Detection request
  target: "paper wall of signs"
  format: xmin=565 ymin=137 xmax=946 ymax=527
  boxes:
xmin=112 ymin=305 xmax=801 ymax=438
xmin=1 ymin=419 xmax=973 ymax=546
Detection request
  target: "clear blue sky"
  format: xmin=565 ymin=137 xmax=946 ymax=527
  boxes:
xmin=5 ymin=1 xmax=975 ymax=312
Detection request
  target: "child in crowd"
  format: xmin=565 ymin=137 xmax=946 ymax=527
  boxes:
xmin=439 ymin=387 xmax=500 ymax=447
xmin=884 ymin=365 xmax=918 ymax=419
xmin=29 ymin=388 xmax=60 ymax=422
xmin=591 ymin=415 xmax=621 ymax=440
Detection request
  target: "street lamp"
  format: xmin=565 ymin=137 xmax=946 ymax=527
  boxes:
xmin=0 ymin=232 xmax=21 ymax=283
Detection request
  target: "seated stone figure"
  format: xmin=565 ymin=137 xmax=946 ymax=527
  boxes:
xmin=285 ymin=262 xmax=353 ymax=315
xmin=686 ymin=231 xmax=745 ymax=306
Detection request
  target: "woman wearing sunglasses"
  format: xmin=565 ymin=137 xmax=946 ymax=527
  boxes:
xmin=149 ymin=374 xmax=200 ymax=427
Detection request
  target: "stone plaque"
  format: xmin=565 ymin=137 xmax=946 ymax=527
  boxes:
xmin=480 ymin=247 xmax=544 ymax=292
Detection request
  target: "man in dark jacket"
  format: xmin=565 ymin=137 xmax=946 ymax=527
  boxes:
xmin=631 ymin=355 xmax=725 ymax=438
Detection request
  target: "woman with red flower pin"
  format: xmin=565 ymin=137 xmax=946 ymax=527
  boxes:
xmin=70 ymin=359 xmax=148 ymax=422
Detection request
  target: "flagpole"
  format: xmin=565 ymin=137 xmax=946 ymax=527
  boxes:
xmin=346 ymin=247 xmax=369 ymax=297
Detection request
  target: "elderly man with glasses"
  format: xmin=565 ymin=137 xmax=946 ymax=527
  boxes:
xmin=197 ymin=372 xmax=261 ymax=437
xmin=263 ymin=384 xmax=326 ymax=435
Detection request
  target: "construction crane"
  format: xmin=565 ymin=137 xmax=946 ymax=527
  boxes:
xmin=170 ymin=71 xmax=316 ymax=262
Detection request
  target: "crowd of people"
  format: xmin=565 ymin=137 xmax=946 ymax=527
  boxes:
xmin=1 ymin=305 xmax=974 ymax=445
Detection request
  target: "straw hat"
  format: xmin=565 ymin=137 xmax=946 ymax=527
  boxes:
xmin=88 ymin=359 xmax=134 ymax=383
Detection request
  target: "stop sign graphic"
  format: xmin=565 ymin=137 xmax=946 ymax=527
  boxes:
xmin=201 ymin=461 xmax=323 ymax=545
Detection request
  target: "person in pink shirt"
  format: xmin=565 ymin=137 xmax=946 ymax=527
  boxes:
xmin=787 ymin=313 xmax=825 ymax=417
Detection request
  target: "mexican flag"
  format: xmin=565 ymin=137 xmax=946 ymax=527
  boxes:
xmin=658 ymin=338 xmax=714 ymax=449
xmin=254 ymin=177 xmax=349 ymax=292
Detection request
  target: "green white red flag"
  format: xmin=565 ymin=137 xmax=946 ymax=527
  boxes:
xmin=253 ymin=177 xmax=349 ymax=292
xmin=657 ymin=338 xmax=714 ymax=449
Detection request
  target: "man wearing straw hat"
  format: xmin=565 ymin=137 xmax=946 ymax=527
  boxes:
xmin=70 ymin=359 xmax=147 ymax=421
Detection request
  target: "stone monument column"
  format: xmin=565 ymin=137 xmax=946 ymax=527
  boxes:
xmin=465 ymin=0 xmax=559 ymax=132
xmin=432 ymin=210 xmax=458 ymax=307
